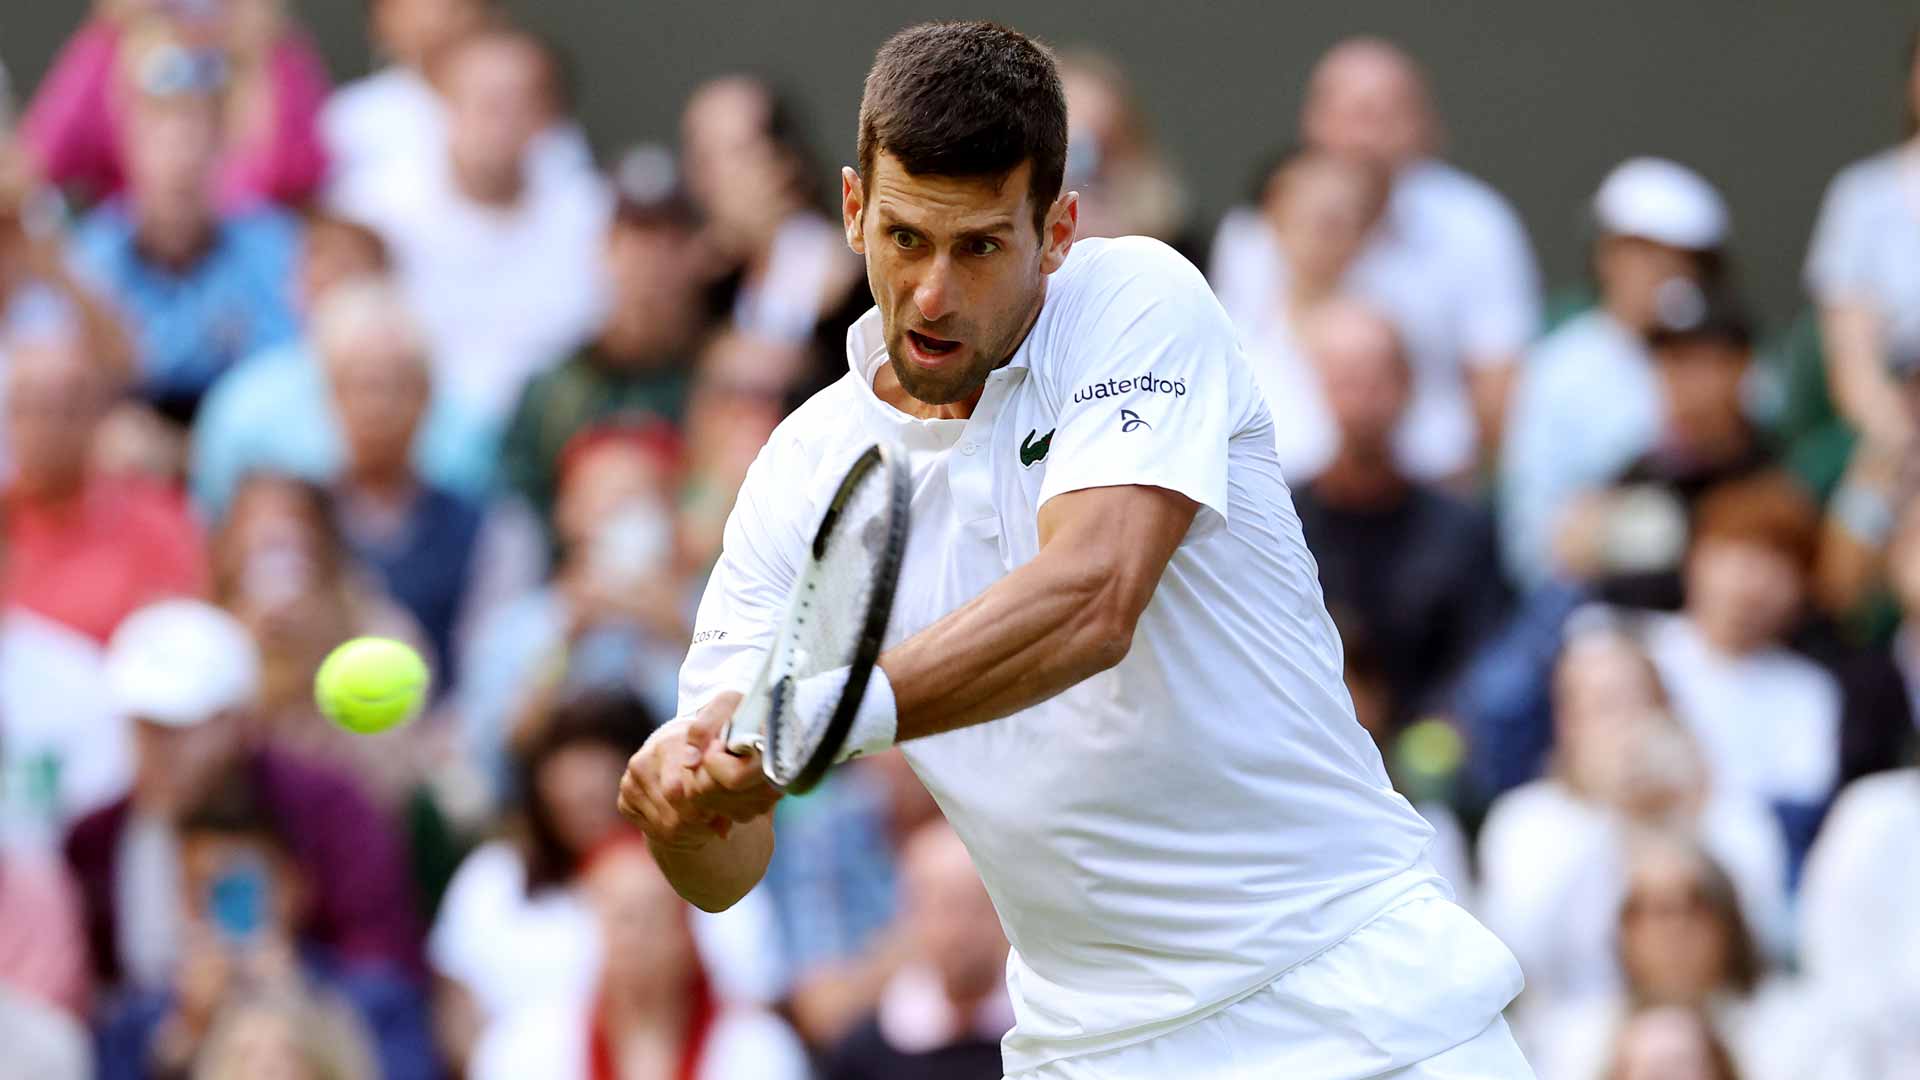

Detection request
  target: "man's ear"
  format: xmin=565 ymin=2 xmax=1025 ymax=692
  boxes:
xmin=841 ymin=166 xmax=866 ymax=254
xmin=1039 ymin=190 xmax=1079 ymax=274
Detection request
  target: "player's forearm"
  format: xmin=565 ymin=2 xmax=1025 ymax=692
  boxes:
xmin=650 ymin=814 xmax=774 ymax=913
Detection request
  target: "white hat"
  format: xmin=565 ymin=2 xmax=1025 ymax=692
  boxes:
xmin=106 ymin=600 xmax=262 ymax=728
xmin=1593 ymin=157 xmax=1730 ymax=251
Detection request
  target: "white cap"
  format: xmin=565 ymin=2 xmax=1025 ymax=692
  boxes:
xmin=1592 ymin=157 xmax=1729 ymax=251
xmin=106 ymin=600 xmax=262 ymax=728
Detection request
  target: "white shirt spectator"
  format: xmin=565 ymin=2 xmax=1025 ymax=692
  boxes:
xmin=1798 ymin=769 xmax=1920 ymax=1072
xmin=429 ymin=841 xmax=785 ymax=1030
xmin=0 ymin=609 xmax=130 ymax=851
xmin=1805 ymin=146 xmax=1920 ymax=370
xmin=731 ymin=212 xmax=856 ymax=345
xmin=471 ymin=994 xmax=811 ymax=1080
xmin=1645 ymin=615 xmax=1842 ymax=809
xmin=331 ymin=152 xmax=611 ymax=426
xmin=1499 ymin=309 xmax=1663 ymax=585
xmin=321 ymin=67 xmax=596 ymax=206
xmin=1479 ymin=779 xmax=1789 ymax=1015
xmin=1210 ymin=159 xmax=1540 ymax=480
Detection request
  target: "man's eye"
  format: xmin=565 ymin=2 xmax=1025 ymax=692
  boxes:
xmin=970 ymin=239 xmax=1001 ymax=256
xmin=890 ymin=229 xmax=920 ymax=249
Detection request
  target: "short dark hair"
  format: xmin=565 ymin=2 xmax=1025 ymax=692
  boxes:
xmin=857 ymin=21 xmax=1068 ymax=233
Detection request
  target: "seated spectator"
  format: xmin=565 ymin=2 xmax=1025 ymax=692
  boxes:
xmin=95 ymin=773 xmax=431 ymax=1080
xmin=1480 ymin=620 xmax=1787 ymax=1021
xmin=331 ymin=25 xmax=610 ymax=427
xmin=1605 ymin=1006 xmax=1740 ymax=1080
xmin=1643 ymin=474 xmax=1840 ymax=870
xmin=1798 ymin=766 xmax=1920 ymax=1075
xmin=1502 ymin=158 xmax=1730 ymax=586
xmin=190 ymin=214 xmax=496 ymax=518
xmin=1292 ymin=299 xmax=1509 ymax=726
xmin=65 ymin=600 xmax=422 ymax=991
xmin=823 ymin=821 xmax=1015 ymax=1080
xmin=1058 ymin=49 xmax=1189 ymax=245
xmin=501 ymin=147 xmax=707 ymax=536
xmin=471 ymin=836 xmax=809 ymax=1080
xmin=21 ymin=0 xmax=330 ymax=209
xmin=212 ymin=471 xmax=426 ymax=804
xmin=1528 ymin=837 xmax=1854 ymax=1080
xmin=678 ymin=330 xmax=802 ymax=570
xmin=2 ymin=328 xmax=206 ymax=644
xmin=0 ymin=845 xmax=89 ymax=1017
xmin=65 ymin=16 xmax=301 ymax=417
xmin=1 ymin=136 xmax=136 ymax=389
xmin=1216 ymin=37 xmax=1541 ymax=472
xmin=681 ymin=75 xmax=862 ymax=353
xmin=0 ymin=605 xmax=130 ymax=848
xmin=323 ymin=280 xmax=486 ymax=682
xmin=1556 ymin=286 xmax=1772 ymax=609
xmin=1803 ymin=29 xmax=1920 ymax=453
xmin=459 ymin=426 xmax=690 ymax=792
xmin=321 ymin=0 xmax=593 ymax=206
xmin=1211 ymin=149 xmax=1390 ymax=478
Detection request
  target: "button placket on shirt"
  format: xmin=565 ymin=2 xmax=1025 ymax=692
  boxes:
xmin=949 ymin=368 xmax=1022 ymax=544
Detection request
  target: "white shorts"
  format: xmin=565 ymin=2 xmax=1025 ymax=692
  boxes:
xmin=1005 ymin=888 xmax=1533 ymax=1080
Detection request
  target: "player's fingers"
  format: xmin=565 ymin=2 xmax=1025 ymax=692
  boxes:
xmin=686 ymin=692 xmax=744 ymax=750
xmin=702 ymin=738 xmax=772 ymax=793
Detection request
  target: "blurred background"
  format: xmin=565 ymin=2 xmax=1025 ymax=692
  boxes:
xmin=0 ymin=2 xmax=1917 ymax=1079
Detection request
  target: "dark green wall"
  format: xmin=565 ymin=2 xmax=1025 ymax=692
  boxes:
xmin=4 ymin=1 xmax=1912 ymax=320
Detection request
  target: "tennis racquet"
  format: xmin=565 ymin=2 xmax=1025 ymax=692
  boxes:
xmin=722 ymin=442 xmax=910 ymax=794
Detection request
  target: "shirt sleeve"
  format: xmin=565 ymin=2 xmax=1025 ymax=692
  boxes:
xmin=1036 ymin=239 xmax=1242 ymax=537
xmin=1805 ymin=163 xmax=1875 ymax=303
xmin=677 ymin=440 xmax=808 ymax=716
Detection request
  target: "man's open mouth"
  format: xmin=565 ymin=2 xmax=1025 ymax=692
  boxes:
xmin=907 ymin=330 xmax=962 ymax=357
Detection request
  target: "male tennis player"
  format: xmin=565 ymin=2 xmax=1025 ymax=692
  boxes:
xmin=619 ymin=21 xmax=1533 ymax=1079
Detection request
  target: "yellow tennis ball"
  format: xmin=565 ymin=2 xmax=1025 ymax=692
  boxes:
xmin=315 ymin=637 xmax=430 ymax=735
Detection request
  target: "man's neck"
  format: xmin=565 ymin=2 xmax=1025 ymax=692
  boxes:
xmin=451 ymin=156 xmax=526 ymax=209
xmin=343 ymin=467 xmax=418 ymax=508
xmin=600 ymin=981 xmax=692 ymax=1052
xmin=1688 ymin=611 xmax=1763 ymax=659
xmin=134 ymin=209 xmax=217 ymax=271
xmin=1311 ymin=445 xmax=1408 ymax=508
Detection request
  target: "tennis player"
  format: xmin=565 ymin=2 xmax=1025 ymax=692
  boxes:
xmin=619 ymin=21 xmax=1534 ymax=1079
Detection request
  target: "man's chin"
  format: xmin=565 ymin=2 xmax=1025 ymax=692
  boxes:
xmin=889 ymin=353 xmax=978 ymax=406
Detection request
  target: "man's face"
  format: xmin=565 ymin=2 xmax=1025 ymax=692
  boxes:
xmin=601 ymin=220 xmax=703 ymax=359
xmin=1685 ymin=538 xmax=1803 ymax=652
xmin=326 ymin=332 xmax=427 ymax=476
xmin=122 ymin=94 xmax=221 ymax=212
xmin=1267 ymin=157 xmax=1382 ymax=287
xmin=373 ymin=0 xmax=488 ymax=69
xmin=4 ymin=338 xmax=108 ymax=495
xmin=1596 ymin=235 xmax=1699 ymax=333
xmin=903 ymin=826 xmax=1006 ymax=1003
xmin=1301 ymin=49 xmax=1429 ymax=172
xmin=1307 ymin=306 xmax=1409 ymax=452
xmin=133 ymin=713 xmax=240 ymax=817
xmin=444 ymin=40 xmax=549 ymax=182
xmin=843 ymin=153 xmax=1075 ymax=406
xmin=1654 ymin=339 xmax=1748 ymax=446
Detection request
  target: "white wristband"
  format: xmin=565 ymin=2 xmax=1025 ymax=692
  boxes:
xmin=794 ymin=664 xmax=898 ymax=762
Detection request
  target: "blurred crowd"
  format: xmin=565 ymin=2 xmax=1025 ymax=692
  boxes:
xmin=0 ymin=3 xmax=1915 ymax=1078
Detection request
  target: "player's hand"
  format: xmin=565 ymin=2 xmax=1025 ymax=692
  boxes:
xmin=617 ymin=693 xmax=780 ymax=851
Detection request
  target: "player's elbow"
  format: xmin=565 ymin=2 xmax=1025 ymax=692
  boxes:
xmin=1068 ymin=587 xmax=1141 ymax=674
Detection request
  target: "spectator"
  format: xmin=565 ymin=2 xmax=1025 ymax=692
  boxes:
xmin=1814 ymin=499 xmax=1920 ymax=782
xmin=1292 ymin=299 xmax=1509 ymax=726
xmin=1211 ymin=149 xmax=1389 ymax=478
xmin=1556 ymin=286 xmax=1772 ymax=609
xmin=1606 ymin=1006 xmax=1741 ymax=1080
xmin=95 ymin=773 xmax=431 ymax=1080
xmin=1803 ymin=29 xmax=1920 ymax=453
xmin=1798 ymin=765 xmax=1920 ymax=1074
xmin=1058 ymin=48 xmax=1189 ymax=246
xmin=321 ymin=0 xmax=593 ymax=205
xmin=190 ymin=993 xmax=378 ymax=1080
xmin=64 ymin=600 xmax=422 ymax=991
xmin=189 ymin=214 xmax=495 ymax=519
xmin=332 ymin=25 xmax=610 ymax=427
xmin=0 ymin=845 xmax=90 ymax=1017
xmin=1479 ymin=620 xmax=1788 ymax=1022
xmin=0 ymin=607 xmax=131 ymax=850
xmin=470 ymin=836 xmax=809 ymax=1080
xmin=677 ymin=330 xmax=800 ymax=570
xmin=681 ymin=74 xmax=862 ymax=353
xmin=500 ymin=146 xmax=708 ymax=536
xmin=1643 ymin=474 xmax=1840 ymax=870
xmin=21 ymin=0 xmax=330 ymax=209
xmin=1502 ymin=158 xmax=1731 ymax=586
xmin=1 ymin=136 xmax=136 ymax=390
xmin=212 ymin=472 xmax=427 ymax=804
xmin=823 ymin=821 xmax=1016 ymax=1080
xmin=1527 ymin=838 xmax=1851 ymax=1080
xmin=459 ymin=426 xmax=690 ymax=794
xmin=322 ymin=280 xmax=486 ymax=682
xmin=2 ymin=328 xmax=206 ymax=644
xmin=1217 ymin=37 xmax=1541 ymax=474
xmin=66 ymin=15 xmax=302 ymax=417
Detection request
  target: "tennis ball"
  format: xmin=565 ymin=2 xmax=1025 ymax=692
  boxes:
xmin=315 ymin=637 xmax=430 ymax=735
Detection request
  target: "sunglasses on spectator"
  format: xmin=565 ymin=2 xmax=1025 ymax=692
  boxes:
xmin=132 ymin=43 xmax=229 ymax=98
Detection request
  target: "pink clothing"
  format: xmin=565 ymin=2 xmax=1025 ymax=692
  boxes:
xmin=4 ymin=479 xmax=209 ymax=645
xmin=21 ymin=20 xmax=330 ymax=210
xmin=0 ymin=854 xmax=90 ymax=1017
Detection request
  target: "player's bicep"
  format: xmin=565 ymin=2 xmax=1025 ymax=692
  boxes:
xmin=1036 ymin=483 xmax=1197 ymax=629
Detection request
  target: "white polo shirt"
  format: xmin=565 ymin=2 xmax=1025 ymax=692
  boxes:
xmin=680 ymin=236 xmax=1441 ymax=1071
